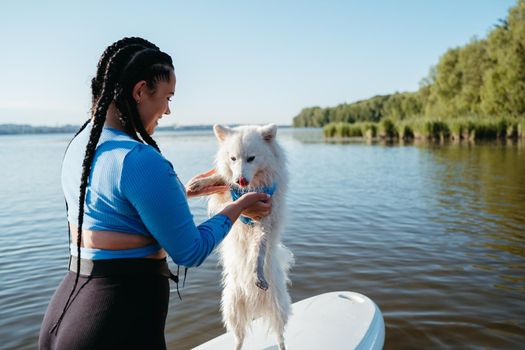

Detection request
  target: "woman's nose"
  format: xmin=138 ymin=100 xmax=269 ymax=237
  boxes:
xmin=165 ymin=105 xmax=171 ymax=115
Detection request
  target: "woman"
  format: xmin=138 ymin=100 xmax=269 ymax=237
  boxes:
xmin=38 ymin=37 xmax=271 ymax=350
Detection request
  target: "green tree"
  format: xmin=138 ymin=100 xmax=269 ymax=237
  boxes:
xmin=293 ymin=1 xmax=525 ymax=126
xmin=481 ymin=0 xmax=525 ymax=117
xmin=426 ymin=48 xmax=462 ymax=117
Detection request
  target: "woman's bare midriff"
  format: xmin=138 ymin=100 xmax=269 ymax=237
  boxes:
xmin=69 ymin=224 xmax=167 ymax=259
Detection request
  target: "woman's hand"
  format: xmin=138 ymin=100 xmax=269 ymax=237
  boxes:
xmin=185 ymin=169 xmax=229 ymax=197
xmin=219 ymin=192 xmax=272 ymax=224
xmin=239 ymin=192 xmax=272 ymax=222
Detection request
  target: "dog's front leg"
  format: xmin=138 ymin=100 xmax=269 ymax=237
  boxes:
xmin=186 ymin=173 xmax=225 ymax=194
xmin=255 ymin=233 xmax=269 ymax=290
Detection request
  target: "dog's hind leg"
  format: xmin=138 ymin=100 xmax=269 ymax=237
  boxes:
xmin=269 ymin=261 xmax=292 ymax=350
xmin=222 ymin=287 xmax=248 ymax=350
xmin=272 ymin=312 xmax=287 ymax=350
xmin=278 ymin=334 xmax=286 ymax=350
xmin=270 ymin=314 xmax=287 ymax=350
xmin=230 ymin=312 xmax=246 ymax=350
xmin=255 ymin=234 xmax=269 ymax=290
xmin=234 ymin=330 xmax=246 ymax=350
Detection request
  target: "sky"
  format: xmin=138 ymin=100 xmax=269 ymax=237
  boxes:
xmin=0 ymin=0 xmax=518 ymax=126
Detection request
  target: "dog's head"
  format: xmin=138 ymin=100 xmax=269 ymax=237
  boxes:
xmin=213 ymin=124 xmax=281 ymax=188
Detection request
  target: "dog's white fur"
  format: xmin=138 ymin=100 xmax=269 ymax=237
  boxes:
xmin=194 ymin=124 xmax=293 ymax=349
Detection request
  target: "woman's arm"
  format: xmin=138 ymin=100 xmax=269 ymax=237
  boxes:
xmin=120 ymin=144 xmax=269 ymax=267
xmin=185 ymin=168 xmax=272 ymax=221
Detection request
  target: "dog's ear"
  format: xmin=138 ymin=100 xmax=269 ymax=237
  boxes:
xmin=213 ymin=124 xmax=232 ymax=142
xmin=260 ymin=124 xmax=277 ymax=142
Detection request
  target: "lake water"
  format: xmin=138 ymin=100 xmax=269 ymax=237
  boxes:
xmin=0 ymin=128 xmax=524 ymax=349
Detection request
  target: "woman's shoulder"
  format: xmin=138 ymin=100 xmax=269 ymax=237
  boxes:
xmin=123 ymin=142 xmax=176 ymax=176
xmin=124 ymin=141 xmax=164 ymax=160
xmin=120 ymin=143 xmax=182 ymax=194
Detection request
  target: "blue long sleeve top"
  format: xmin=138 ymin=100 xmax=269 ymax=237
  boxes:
xmin=61 ymin=123 xmax=232 ymax=267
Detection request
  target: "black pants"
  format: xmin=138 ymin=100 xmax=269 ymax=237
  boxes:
xmin=39 ymin=258 xmax=170 ymax=350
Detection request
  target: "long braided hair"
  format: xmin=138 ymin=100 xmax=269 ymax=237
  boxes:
xmin=50 ymin=39 xmax=174 ymax=334
xmin=114 ymin=48 xmax=173 ymax=150
xmin=75 ymin=37 xmax=160 ymax=140
xmin=91 ymin=37 xmax=159 ymax=108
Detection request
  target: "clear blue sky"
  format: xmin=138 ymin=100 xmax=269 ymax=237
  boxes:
xmin=0 ymin=0 xmax=517 ymax=126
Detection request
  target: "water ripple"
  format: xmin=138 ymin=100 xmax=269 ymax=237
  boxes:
xmin=0 ymin=130 xmax=524 ymax=349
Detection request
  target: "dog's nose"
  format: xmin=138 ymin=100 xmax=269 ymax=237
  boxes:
xmin=237 ymin=177 xmax=249 ymax=187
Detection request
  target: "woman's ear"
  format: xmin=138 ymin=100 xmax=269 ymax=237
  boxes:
xmin=132 ymin=80 xmax=148 ymax=103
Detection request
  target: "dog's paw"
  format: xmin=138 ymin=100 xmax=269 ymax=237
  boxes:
xmin=186 ymin=178 xmax=213 ymax=192
xmin=255 ymin=280 xmax=269 ymax=291
xmin=186 ymin=178 xmax=206 ymax=192
xmin=186 ymin=174 xmax=226 ymax=193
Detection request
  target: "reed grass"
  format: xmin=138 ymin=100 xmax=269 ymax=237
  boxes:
xmin=323 ymin=116 xmax=525 ymax=141
xmin=379 ymin=119 xmax=398 ymax=139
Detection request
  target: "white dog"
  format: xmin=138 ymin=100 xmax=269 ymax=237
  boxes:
xmin=188 ymin=124 xmax=293 ymax=350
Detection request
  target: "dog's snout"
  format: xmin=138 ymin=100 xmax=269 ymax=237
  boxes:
xmin=237 ymin=177 xmax=249 ymax=187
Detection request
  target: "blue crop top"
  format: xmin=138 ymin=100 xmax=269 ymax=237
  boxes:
xmin=61 ymin=123 xmax=232 ymax=267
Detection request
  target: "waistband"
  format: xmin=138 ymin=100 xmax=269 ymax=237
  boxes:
xmin=68 ymin=255 xmax=186 ymax=300
xmin=69 ymin=242 xmax=162 ymax=260
xmin=68 ymin=255 xmax=171 ymax=278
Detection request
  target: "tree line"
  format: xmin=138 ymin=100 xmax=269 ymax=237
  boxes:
xmin=293 ymin=0 xmax=525 ymax=128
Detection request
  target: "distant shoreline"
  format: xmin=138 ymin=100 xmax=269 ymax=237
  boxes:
xmin=0 ymin=123 xmax=292 ymax=135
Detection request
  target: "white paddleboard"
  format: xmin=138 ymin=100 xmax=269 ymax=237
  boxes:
xmin=193 ymin=291 xmax=385 ymax=350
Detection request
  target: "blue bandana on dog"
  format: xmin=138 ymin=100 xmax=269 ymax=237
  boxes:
xmin=230 ymin=184 xmax=277 ymax=225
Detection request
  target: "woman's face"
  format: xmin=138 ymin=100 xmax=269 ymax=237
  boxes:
xmin=136 ymin=70 xmax=176 ymax=135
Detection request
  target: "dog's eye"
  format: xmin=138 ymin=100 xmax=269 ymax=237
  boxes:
xmin=247 ymin=156 xmax=255 ymax=163
xmin=230 ymin=156 xmax=236 ymax=161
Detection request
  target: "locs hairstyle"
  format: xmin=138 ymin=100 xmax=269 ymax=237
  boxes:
xmin=50 ymin=38 xmax=174 ymax=334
